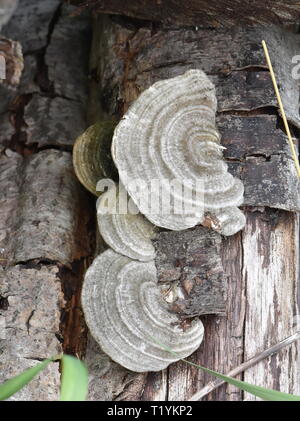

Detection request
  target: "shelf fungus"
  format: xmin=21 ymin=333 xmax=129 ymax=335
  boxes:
xmin=112 ymin=69 xmax=245 ymax=234
xmin=97 ymin=184 xmax=156 ymax=261
xmin=73 ymin=121 xmax=117 ymax=195
xmin=81 ymin=249 xmax=204 ymax=372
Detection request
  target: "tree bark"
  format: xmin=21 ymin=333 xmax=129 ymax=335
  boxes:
xmin=0 ymin=0 xmax=93 ymax=400
xmin=1 ymin=2 xmax=299 ymax=402
xmin=70 ymin=0 xmax=300 ymax=27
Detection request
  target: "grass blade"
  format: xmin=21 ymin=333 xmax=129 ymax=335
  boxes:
xmin=189 ymin=361 xmax=300 ymax=401
xmin=0 ymin=358 xmax=53 ymax=401
xmin=60 ymin=355 xmax=88 ymax=401
xmin=153 ymin=338 xmax=300 ymax=401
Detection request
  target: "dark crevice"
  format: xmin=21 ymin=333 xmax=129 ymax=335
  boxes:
xmin=26 ymin=309 xmax=35 ymax=334
xmin=26 ymin=143 xmax=73 ymax=154
xmin=0 ymin=295 xmax=9 ymax=310
xmin=7 ymin=138 xmax=74 ymax=158
xmin=239 ymin=229 xmax=246 ymax=400
xmin=34 ymin=4 xmax=63 ymax=95
xmin=15 ymin=259 xmax=61 ymax=269
xmin=217 ymin=106 xmax=278 ymax=117
xmin=59 ymin=259 xmax=91 ymax=359
xmin=141 ymin=60 xmax=194 ymax=73
xmin=231 ymin=65 xmax=268 ymax=73
xmin=225 ymin=151 xmax=286 ymax=164
xmin=24 ymin=356 xmax=60 ymax=362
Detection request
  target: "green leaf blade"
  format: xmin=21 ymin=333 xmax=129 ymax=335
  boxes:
xmin=0 ymin=359 xmax=53 ymax=401
xmin=60 ymin=355 xmax=88 ymax=401
xmin=189 ymin=362 xmax=300 ymax=401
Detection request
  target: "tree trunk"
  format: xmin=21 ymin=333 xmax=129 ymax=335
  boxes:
xmin=0 ymin=1 xmax=299 ymax=401
xmin=84 ymin=15 xmax=300 ymax=401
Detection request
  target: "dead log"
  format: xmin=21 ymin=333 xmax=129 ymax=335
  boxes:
xmin=85 ymin=15 xmax=300 ymax=401
xmin=0 ymin=1 xmax=93 ymax=400
xmin=1 ymin=0 xmax=299 ymax=402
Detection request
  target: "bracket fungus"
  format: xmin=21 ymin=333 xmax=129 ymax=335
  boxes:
xmin=73 ymin=121 xmax=117 ymax=195
xmin=112 ymin=69 xmax=245 ymax=234
xmin=97 ymin=184 xmax=156 ymax=261
xmin=81 ymin=249 xmax=204 ymax=372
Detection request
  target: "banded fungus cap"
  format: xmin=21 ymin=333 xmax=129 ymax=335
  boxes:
xmin=81 ymin=249 xmax=204 ymax=372
xmin=97 ymin=183 xmax=156 ymax=261
xmin=111 ymin=69 xmax=245 ymax=234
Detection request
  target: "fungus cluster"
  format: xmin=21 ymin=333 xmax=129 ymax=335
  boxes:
xmin=73 ymin=69 xmax=246 ymax=372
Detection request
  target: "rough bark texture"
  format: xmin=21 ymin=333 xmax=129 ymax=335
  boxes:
xmin=84 ymin=15 xmax=300 ymax=401
xmin=1 ymin=1 xmax=299 ymax=402
xmin=0 ymin=1 xmax=93 ymax=400
xmin=154 ymin=227 xmax=226 ymax=317
xmin=0 ymin=265 xmax=63 ymax=400
xmin=70 ymin=0 xmax=300 ymax=27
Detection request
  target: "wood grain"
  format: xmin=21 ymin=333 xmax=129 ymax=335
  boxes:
xmin=242 ymin=210 xmax=300 ymax=399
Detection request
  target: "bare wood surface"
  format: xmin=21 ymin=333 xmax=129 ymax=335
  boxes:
xmin=243 ymin=210 xmax=300 ymax=399
xmin=86 ymin=15 xmax=300 ymax=401
xmin=190 ymin=331 xmax=300 ymax=400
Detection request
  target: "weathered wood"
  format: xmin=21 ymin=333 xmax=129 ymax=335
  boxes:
xmin=24 ymin=95 xmax=86 ymax=148
xmin=154 ymin=227 xmax=226 ymax=317
xmin=91 ymin=19 xmax=300 ymax=126
xmin=86 ymin=14 xmax=300 ymax=401
xmin=1 ymin=1 xmax=299 ymax=402
xmin=218 ymin=115 xmax=300 ymax=210
xmin=70 ymin=0 xmax=300 ymax=27
xmin=242 ymin=210 xmax=300 ymax=399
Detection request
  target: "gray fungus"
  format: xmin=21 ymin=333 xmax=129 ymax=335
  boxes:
xmin=80 ymin=69 xmax=246 ymax=372
xmin=112 ymin=69 xmax=245 ymax=234
xmin=81 ymin=249 xmax=204 ymax=372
